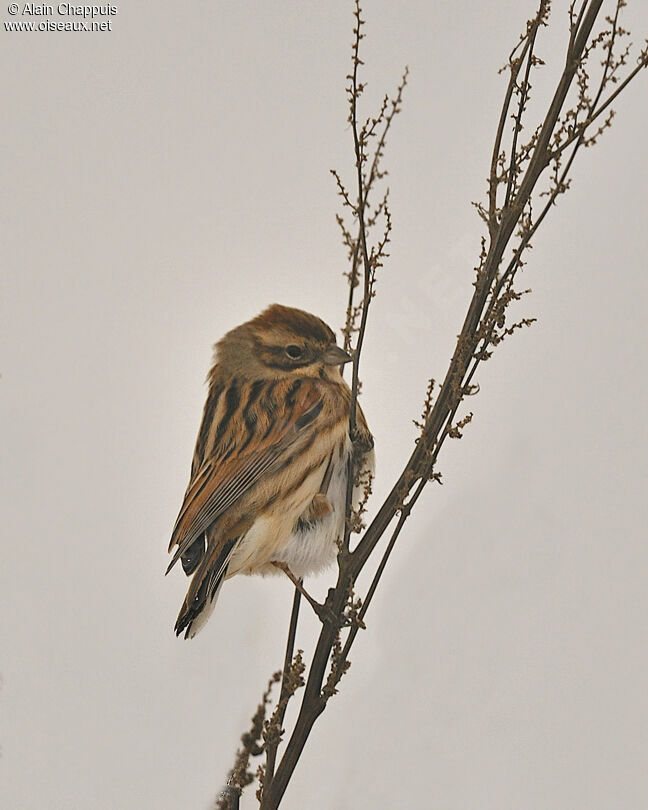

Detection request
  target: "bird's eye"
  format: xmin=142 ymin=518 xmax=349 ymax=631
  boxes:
xmin=285 ymin=344 xmax=303 ymax=360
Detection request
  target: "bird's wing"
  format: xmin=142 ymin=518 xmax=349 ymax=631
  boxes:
xmin=167 ymin=378 xmax=329 ymax=573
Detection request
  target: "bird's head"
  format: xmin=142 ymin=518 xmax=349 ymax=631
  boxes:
xmin=215 ymin=304 xmax=353 ymax=381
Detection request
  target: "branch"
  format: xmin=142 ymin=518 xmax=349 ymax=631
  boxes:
xmin=261 ymin=587 xmax=302 ymax=797
xmin=225 ymin=3 xmax=648 ymax=807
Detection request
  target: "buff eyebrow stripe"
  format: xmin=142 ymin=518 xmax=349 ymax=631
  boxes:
xmin=260 ymin=348 xmax=312 ymax=371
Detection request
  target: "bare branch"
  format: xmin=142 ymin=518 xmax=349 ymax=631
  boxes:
xmin=261 ymin=587 xmax=302 ymax=798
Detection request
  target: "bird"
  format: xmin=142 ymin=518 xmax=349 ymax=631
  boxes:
xmin=167 ymin=304 xmax=375 ymax=638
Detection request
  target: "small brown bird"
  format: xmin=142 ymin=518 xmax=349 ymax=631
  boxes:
xmin=168 ymin=304 xmax=374 ymax=638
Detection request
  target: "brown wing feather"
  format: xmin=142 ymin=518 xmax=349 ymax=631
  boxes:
xmin=167 ymin=377 xmax=327 ymax=573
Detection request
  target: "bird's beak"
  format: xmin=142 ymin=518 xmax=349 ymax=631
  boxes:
xmin=324 ymin=345 xmax=354 ymax=366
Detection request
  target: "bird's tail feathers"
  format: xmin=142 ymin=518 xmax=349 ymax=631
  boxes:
xmin=174 ymin=538 xmax=237 ymax=639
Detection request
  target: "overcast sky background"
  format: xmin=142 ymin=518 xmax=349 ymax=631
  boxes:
xmin=2 ymin=2 xmax=648 ymax=809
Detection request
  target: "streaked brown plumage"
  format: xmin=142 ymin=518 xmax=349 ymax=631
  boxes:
xmin=168 ymin=304 xmax=374 ymax=638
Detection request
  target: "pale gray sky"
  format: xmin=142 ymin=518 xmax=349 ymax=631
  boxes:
xmin=2 ymin=2 xmax=648 ymax=809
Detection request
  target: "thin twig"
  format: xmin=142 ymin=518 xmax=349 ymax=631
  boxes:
xmin=263 ymin=587 xmax=301 ymax=795
xmin=342 ymin=0 xmax=375 ymax=554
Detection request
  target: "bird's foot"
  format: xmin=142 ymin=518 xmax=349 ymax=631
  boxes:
xmin=304 ymin=493 xmax=333 ymax=521
xmin=272 ymin=562 xmax=339 ymax=625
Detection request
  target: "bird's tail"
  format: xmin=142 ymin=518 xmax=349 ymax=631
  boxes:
xmin=174 ymin=538 xmax=237 ymax=639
